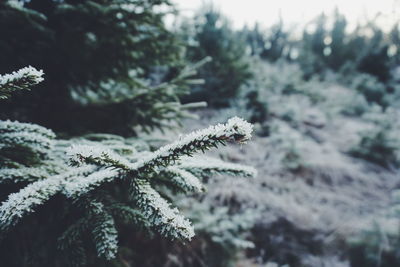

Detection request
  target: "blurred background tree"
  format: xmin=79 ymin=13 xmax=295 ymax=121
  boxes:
xmin=181 ymin=6 xmax=252 ymax=107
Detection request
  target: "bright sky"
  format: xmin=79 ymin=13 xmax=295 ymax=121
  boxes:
xmin=172 ymin=0 xmax=400 ymax=30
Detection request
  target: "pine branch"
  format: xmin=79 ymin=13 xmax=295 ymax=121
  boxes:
xmin=0 ymin=117 xmax=255 ymax=247
xmin=58 ymin=198 xmax=120 ymax=261
xmin=108 ymin=203 xmax=149 ymax=228
xmin=178 ymin=157 xmax=258 ymax=178
xmin=0 ymin=132 xmax=54 ymax=155
xmin=131 ymin=180 xmax=195 ymax=240
xmin=0 ymin=167 xmax=49 ymax=184
xmin=67 ymin=144 xmax=131 ymax=170
xmin=91 ymin=202 xmax=118 ymax=260
xmin=64 ymin=117 xmax=253 ymax=197
xmin=62 ymin=167 xmax=120 ymax=198
xmin=0 ymin=166 xmax=95 ymax=232
xmin=0 ymin=121 xmax=56 ymax=160
xmin=161 ymin=166 xmax=205 ymax=193
xmin=131 ymin=116 xmax=253 ymax=171
xmin=65 ymin=240 xmax=87 ymax=267
xmin=0 ymin=120 xmax=55 ymax=139
xmin=0 ymin=66 xmax=44 ymax=99
xmin=58 ymin=229 xmax=88 ymax=267
xmin=58 ymin=217 xmax=88 ymax=251
xmin=0 ymin=176 xmax=61 ymax=232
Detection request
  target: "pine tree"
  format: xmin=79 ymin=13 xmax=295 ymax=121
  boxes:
xmin=182 ymin=7 xmax=252 ymax=107
xmin=0 ymin=0 xmax=201 ymax=135
xmin=0 ymin=67 xmax=256 ymax=266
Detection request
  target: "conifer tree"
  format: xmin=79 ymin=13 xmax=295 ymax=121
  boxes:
xmin=0 ymin=67 xmax=256 ymax=266
xmin=182 ymin=7 xmax=252 ymax=107
xmin=242 ymin=21 xmax=290 ymax=62
xmin=0 ymin=0 xmax=200 ymax=135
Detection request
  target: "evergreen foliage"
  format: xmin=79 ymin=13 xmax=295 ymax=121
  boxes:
xmin=242 ymin=21 xmax=291 ymax=62
xmin=0 ymin=66 xmax=257 ymax=266
xmin=2 ymin=2 xmax=400 ymax=266
xmin=0 ymin=0 xmax=199 ymax=135
xmin=182 ymin=7 xmax=252 ymax=106
xmin=0 ymin=66 xmax=44 ymax=99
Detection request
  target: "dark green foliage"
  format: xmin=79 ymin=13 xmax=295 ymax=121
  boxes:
xmin=0 ymin=73 xmax=255 ymax=267
xmin=323 ymin=10 xmax=349 ymax=71
xmin=0 ymin=0 xmax=195 ymax=135
xmin=0 ymin=1 xmax=258 ymax=265
xmin=355 ymin=25 xmax=391 ymax=82
xmin=0 ymin=117 xmax=255 ymax=266
xmin=183 ymin=7 xmax=252 ymax=106
xmin=245 ymin=91 xmax=268 ymax=124
xmin=242 ymin=21 xmax=291 ymax=62
xmin=389 ymin=23 xmax=400 ymax=66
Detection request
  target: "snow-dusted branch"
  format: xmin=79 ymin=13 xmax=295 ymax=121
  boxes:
xmin=67 ymin=144 xmax=131 ymax=170
xmin=62 ymin=167 xmax=119 ymax=198
xmin=0 ymin=132 xmax=54 ymax=155
xmin=132 ymin=181 xmax=195 ymax=240
xmin=162 ymin=166 xmax=205 ymax=193
xmin=0 ymin=177 xmax=61 ymax=232
xmin=0 ymin=66 xmax=44 ymax=99
xmin=0 ymin=120 xmax=55 ymax=139
xmin=0 ymin=166 xmax=95 ymax=231
xmin=0 ymin=167 xmax=48 ymax=184
xmin=0 ymin=120 xmax=55 ymax=156
xmin=132 ymin=116 xmax=253 ymax=173
xmin=0 ymin=117 xmax=256 ymax=245
xmin=91 ymin=202 xmax=118 ymax=260
xmin=64 ymin=117 xmax=253 ymax=197
xmin=178 ymin=157 xmax=258 ymax=178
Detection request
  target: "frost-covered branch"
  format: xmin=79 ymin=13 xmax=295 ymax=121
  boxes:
xmin=0 ymin=176 xmax=61 ymax=232
xmin=0 ymin=132 xmax=54 ymax=155
xmin=0 ymin=166 xmax=95 ymax=231
xmin=0 ymin=66 xmax=44 ymax=99
xmin=162 ymin=166 xmax=205 ymax=193
xmin=132 ymin=181 xmax=195 ymax=240
xmin=132 ymin=116 xmax=253 ymax=172
xmin=0 ymin=117 xmax=256 ymax=249
xmin=0 ymin=120 xmax=56 ymax=158
xmin=0 ymin=120 xmax=55 ymax=138
xmin=67 ymin=144 xmax=131 ymax=170
xmin=64 ymin=117 xmax=253 ymax=197
xmin=62 ymin=168 xmax=119 ymax=198
xmin=178 ymin=157 xmax=258 ymax=178
xmin=0 ymin=167 xmax=49 ymax=184
xmin=91 ymin=202 xmax=118 ymax=260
